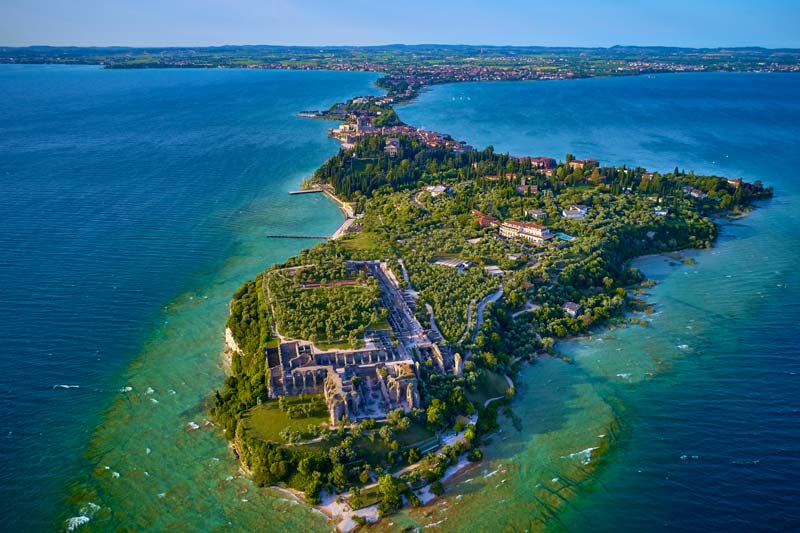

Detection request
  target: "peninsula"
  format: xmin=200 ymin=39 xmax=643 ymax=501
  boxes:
xmin=211 ymin=78 xmax=772 ymax=530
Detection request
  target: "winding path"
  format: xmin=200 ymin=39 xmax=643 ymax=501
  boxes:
xmin=459 ymin=299 xmax=476 ymax=344
xmin=410 ymin=192 xmax=431 ymax=213
xmin=425 ymin=303 xmax=445 ymax=342
xmin=483 ymin=374 xmax=514 ymax=407
xmin=397 ymin=259 xmax=411 ymax=287
xmin=472 ymin=285 xmax=504 ymax=343
xmin=511 ymin=301 xmax=541 ymax=318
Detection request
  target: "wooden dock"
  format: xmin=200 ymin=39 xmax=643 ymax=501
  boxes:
xmin=288 ymin=189 xmax=323 ymax=195
xmin=266 ymin=234 xmax=328 ymax=239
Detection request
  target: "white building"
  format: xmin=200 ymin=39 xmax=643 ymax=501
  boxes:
xmin=484 ymin=265 xmax=505 ymax=277
xmin=499 ymin=220 xmax=553 ymax=245
xmin=524 ymin=209 xmax=547 ymax=219
xmin=563 ymin=302 xmax=583 ymax=318
xmin=425 ymin=185 xmax=451 ymax=197
xmin=434 ymin=258 xmax=472 ymax=273
xmin=561 ymin=205 xmax=589 ymax=219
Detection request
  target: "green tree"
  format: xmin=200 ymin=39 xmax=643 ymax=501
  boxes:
xmin=407 ymin=447 xmax=421 ymax=464
xmin=589 ymin=167 xmax=602 ymax=185
xmin=331 ymin=463 xmax=348 ymax=491
xmin=379 ymin=424 xmax=394 ymax=443
xmin=377 ymin=474 xmax=404 ymax=516
xmin=426 ymin=399 xmax=446 ymax=428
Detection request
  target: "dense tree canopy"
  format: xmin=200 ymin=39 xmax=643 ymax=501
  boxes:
xmin=212 ymin=130 xmax=772 ymax=513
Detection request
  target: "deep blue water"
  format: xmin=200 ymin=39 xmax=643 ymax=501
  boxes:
xmin=400 ymin=73 xmax=800 ymax=530
xmin=0 ymin=65 xmax=380 ymax=530
xmin=2 ymin=66 xmax=799 ymax=531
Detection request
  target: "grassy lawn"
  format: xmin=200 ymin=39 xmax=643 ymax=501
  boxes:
xmin=339 ymin=231 xmax=392 ymax=255
xmin=352 ymin=419 xmax=437 ymax=466
xmin=241 ymin=397 xmax=328 ymax=443
xmin=395 ymin=419 xmax=436 ymax=448
xmin=295 ymin=419 xmax=436 ymax=468
xmin=352 ymin=158 xmax=377 ymax=172
xmin=466 ymin=369 xmax=510 ymax=404
xmin=351 ymin=488 xmax=383 ymax=510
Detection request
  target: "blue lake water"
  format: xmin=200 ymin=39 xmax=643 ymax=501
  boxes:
xmin=0 ymin=65 xmax=379 ymax=531
xmin=398 ymin=73 xmax=800 ymax=530
xmin=1 ymin=66 xmax=799 ymax=531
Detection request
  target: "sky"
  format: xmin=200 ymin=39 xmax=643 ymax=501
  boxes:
xmin=2 ymin=0 xmax=799 ymax=48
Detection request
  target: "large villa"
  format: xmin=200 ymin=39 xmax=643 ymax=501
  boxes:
xmin=499 ymin=220 xmax=554 ymax=245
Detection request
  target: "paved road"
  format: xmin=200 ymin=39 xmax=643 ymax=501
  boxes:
xmin=410 ymin=192 xmax=431 ymax=213
xmin=511 ymin=302 xmax=541 ymax=318
xmin=425 ymin=303 xmax=445 ymax=343
xmin=472 ymin=285 xmax=504 ymax=343
xmin=460 ymin=299 xmax=475 ymax=343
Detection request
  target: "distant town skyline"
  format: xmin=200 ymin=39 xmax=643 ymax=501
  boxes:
xmin=2 ymin=0 xmax=800 ymax=49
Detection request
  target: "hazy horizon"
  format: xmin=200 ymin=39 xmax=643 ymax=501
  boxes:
xmin=2 ymin=0 xmax=799 ymax=49
xmin=3 ymin=42 xmax=800 ymax=51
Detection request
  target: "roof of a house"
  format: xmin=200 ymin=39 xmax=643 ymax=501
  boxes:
xmin=502 ymin=220 xmax=548 ymax=231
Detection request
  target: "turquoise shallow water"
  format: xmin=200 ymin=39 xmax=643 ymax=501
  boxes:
xmin=397 ymin=74 xmax=800 ymax=530
xmin=0 ymin=65 xmax=379 ymax=531
xmin=2 ymin=68 xmax=799 ymax=531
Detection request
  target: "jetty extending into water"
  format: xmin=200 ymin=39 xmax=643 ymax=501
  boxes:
xmin=265 ymin=234 xmax=329 ymax=239
xmin=283 ymin=184 xmax=358 ymax=242
xmin=266 ymin=217 xmax=355 ymax=241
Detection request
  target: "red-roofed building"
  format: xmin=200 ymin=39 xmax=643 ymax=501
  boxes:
xmin=472 ymin=209 xmax=500 ymax=228
xmin=569 ymin=158 xmax=599 ymax=170
xmin=530 ymin=157 xmax=557 ymax=170
xmin=499 ymin=220 xmax=553 ymax=245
